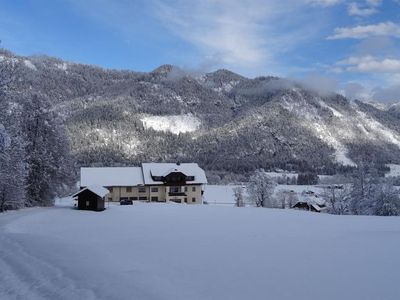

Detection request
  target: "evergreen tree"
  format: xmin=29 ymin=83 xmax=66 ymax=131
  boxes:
xmin=21 ymin=94 xmax=75 ymax=206
xmin=0 ymin=124 xmax=26 ymax=211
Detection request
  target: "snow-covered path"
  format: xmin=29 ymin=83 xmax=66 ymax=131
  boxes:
xmin=1 ymin=200 xmax=400 ymax=300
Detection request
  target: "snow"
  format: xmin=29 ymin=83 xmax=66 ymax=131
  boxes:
xmin=23 ymin=59 xmax=37 ymax=71
xmin=142 ymin=163 xmax=207 ymax=185
xmin=80 ymin=167 xmax=144 ymax=187
xmin=203 ymin=185 xmax=241 ymax=205
xmin=319 ymin=100 xmax=343 ymax=118
xmin=141 ymin=114 xmax=201 ymax=135
xmin=356 ymin=111 xmax=400 ymax=149
xmin=55 ymin=62 xmax=68 ymax=71
xmin=281 ymin=93 xmax=356 ymax=166
xmin=385 ymin=164 xmax=400 ymax=177
xmin=1 ymin=199 xmax=400 ymax=300
xmin=72 ymin=185 xmax=109 ymax=198
xmin=312 ymin=122 xmax=356 ymax=166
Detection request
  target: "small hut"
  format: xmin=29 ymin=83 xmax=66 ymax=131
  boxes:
xmin=72 ymin=185 xmax=109 ymax=211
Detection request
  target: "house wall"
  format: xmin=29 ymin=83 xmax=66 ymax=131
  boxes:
xmin=166 ymin=184 xmax=203 ymax=204
xmin=104 ymin=184 xmax=204 ymax=204
xmin=106 ymin=186 xmax=150 ymax=202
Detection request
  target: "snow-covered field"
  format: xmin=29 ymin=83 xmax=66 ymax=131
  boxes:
xmin=1 ymin=198 xmax=400 ymax=300
xmin=203 ymin=185 xmax=240 ymax=205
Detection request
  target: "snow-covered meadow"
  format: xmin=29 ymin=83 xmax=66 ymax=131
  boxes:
xmin=1 ymin=198 xmax=400 ymax=300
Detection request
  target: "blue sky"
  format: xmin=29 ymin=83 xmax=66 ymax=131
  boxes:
xmin=1 ymin=0 xmax=400 ymax=101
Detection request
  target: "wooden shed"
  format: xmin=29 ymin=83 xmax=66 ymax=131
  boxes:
xmin=72 ymin=185 xmax=109 ymax=211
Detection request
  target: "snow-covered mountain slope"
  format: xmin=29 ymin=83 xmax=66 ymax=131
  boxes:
xmin=141 ymin=114 xmax=201 ymax=134
xmin=2 ymin=48 xmax=400 ymax=174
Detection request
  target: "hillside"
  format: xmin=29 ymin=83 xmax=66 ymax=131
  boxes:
xmin=2 ymin=49 xmax=400 ymax=175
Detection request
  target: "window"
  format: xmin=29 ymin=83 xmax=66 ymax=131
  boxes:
xmin=126 ymin=187 xmax=132 ymax=193
xmin=192 ymin=186 xmax=196 ymax=192
xmin=139 ymin=196 xmax=147 ymax=201
xmin=129 ymin=197 xmax=138 ymax=201
xmin=184 ymin=186 xmax=188 ymax=192
xmin=138 ymin=187 xmax=146 ymax=193
xmin=151 ymin=187 xmax=158 ymax=193
xmin=86 ymin=201 xmax=90 ymax=206
xmin=108 ymin=187 xmax=113 ymax=193
xmin=151 ymin=196 xmax=158 ymax=202
xmin=192 ymin=197 xmax=196 ymax=203
xmin=184 ymin=198 xmax=187 ymax=203
xmin=170 ymin=186 xmax=180 ymax=193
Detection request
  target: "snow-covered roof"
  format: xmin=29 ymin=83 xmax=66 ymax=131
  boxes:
xmin=142 ymin=163 xmax=207 ymax=185
xmin=80 ymin=167 xmax=144 ymax=187
xmin=72 ymin=185 xmax=110 ymax=198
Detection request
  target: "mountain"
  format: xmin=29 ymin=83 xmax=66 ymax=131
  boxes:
xmin=1 ymin=48 xmax=400 ymax=177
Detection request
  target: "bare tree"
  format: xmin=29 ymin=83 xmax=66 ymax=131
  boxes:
xmin=247 ymin=169 xmax=276 ymax=208
xmin=322 ymin=185 xmax=351 ymax=215
xmin=233 ymin=186 xmax=245 ymax=207
xmin=276 ymin=189 xmax=298 ymax=209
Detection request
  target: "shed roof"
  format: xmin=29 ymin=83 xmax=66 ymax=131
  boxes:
xmin=142 ymin=163 xmax=207 ymax=185
xmin=72 ymin=185 xmax=110 ymax=198
xmin=80 ymin=167 xmax=144 ymax=187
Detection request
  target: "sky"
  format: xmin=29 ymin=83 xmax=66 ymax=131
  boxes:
xmin=1 ymin=0 xmax=400 ymax=101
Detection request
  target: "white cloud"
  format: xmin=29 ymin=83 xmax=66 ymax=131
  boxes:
xmin=328 ymin=22 xmax=400 ymax=39
xmin=306 ymin=0 xmax=342 ymax=6
xmin=344 ymin=82 xmax=371 ymax=100
xmin=347 ymin=1 xmax=381 ymax=17
xmin=298 ymin=73 xmax=339 ymax=95
xmin=366 ymin=0 xmax=382 ymax=6
xmin=154 ymin=1 xmax=268 ymax=67
xmin=338 ymin=56 xmax=400 ymax=73
xmin=152 ymin=0 xmax=327 ymax=75
xmin=372 ymin=85 xmax=400 ymax=102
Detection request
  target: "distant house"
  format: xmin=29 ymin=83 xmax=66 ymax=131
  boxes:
xmin=72 ymin=185 xmax=109 ymax=211
xmin=292 ymin=200 xmax=326 ymax=213
xmin=77 ymin=163 xmax=207 ymax=204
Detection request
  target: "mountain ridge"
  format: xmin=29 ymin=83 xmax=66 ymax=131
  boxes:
xmin=1 ymin=49 xmax=400 ymax=176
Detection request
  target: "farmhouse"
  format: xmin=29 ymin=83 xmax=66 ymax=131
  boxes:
xmin=78 ymin=163 xmax=207 ymax=204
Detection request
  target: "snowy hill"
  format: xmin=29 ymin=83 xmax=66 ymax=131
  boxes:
xmin=1 ymin=200 xmax=400 ymax=299
xmin=2 ymin=49 xmax=400 ymax=175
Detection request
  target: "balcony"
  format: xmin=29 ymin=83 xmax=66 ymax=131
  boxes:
xmin=168 ymin=192 xmax=187 ymax=196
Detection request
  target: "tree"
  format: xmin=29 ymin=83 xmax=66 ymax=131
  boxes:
xmin=233 ymin=186 xmax=245 ymax=207
xmin=373 ymin=181 xmax=400 ymax=216
xmin=349 ymin=161 xmax=379 ymax=215
xmin=297 ymin=171 xmax=319 ymax=185
xmin=321 ymin=185 xmax=351 ymax=215
xmin=247 ymin=169 xmax=276 ymax=208
xmin=21 ymin=94 xmax=75 ymax=206
xmin=0 ymin=124 xmax=26 ymax=211
xmin=276 ymin=189 xmax=298 ymax=209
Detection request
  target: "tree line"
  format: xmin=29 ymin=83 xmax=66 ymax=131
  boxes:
xmin=239 ymin=166 xmax=400 ymax=216
xmin=0 ymin=92 xmax=75 ymax=211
